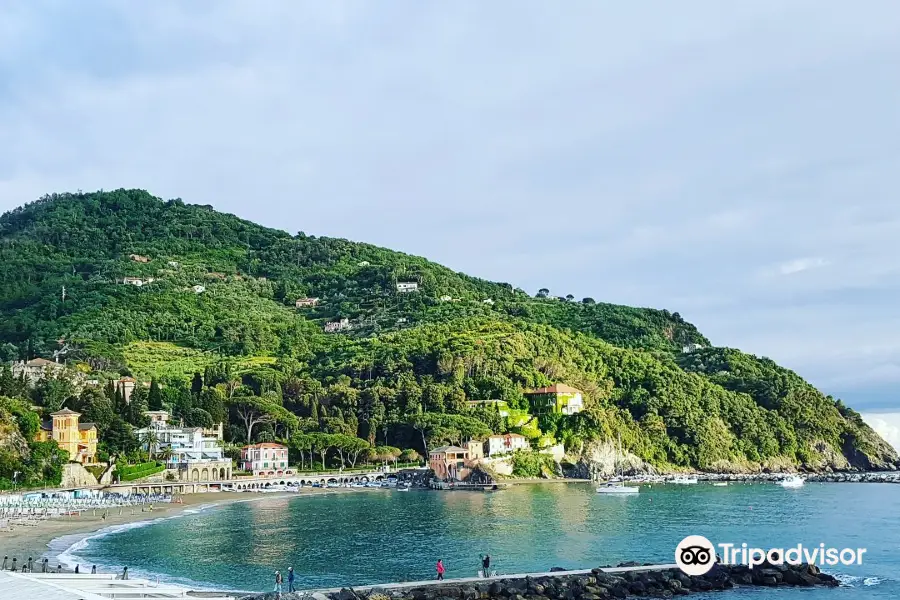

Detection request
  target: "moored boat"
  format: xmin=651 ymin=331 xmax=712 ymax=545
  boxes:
xmin=778 ymin=475 xmax=805 ymax=488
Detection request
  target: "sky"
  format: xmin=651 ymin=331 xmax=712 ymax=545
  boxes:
xmin=1 ymin=2 xmax=899 ymax=448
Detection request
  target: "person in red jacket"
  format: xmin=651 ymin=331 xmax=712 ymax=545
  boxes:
xmin=436 ymin=559 xmax=446 ymax=580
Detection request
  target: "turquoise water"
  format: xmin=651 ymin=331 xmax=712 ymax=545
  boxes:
xmin=60 ymin=483 xmax=899 ymax=597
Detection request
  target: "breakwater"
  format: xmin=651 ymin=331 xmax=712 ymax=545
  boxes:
xmin=695 ymin=472 xmax=900 ymax=484
xmin=238 ymin=562 xmax=840 ymax=600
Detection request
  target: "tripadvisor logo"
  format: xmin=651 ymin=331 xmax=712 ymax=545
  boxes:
xmin=675 ymin=535 xmax=867 ymax=576
xmin=676 ymin=535 xmax=716 ymax=575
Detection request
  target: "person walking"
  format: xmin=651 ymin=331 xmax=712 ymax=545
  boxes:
xmin=120 ymin=566 xmax=129 ymax=580
xmin=287 ymin=566 xmax=295 ymax=592
xmin=436 ymin=559 xmax=445 ymax=581
xmin=75 ymin=564 xmax=80 ymax=574
xmin=274 ymin=570 xmax=283 ymax=598
xmin=10 ymin=558 xmax=17 ymax=572
xmin=92 ymin=565 xmax=97 ymax=574
xmin=43 ymin=558 xmax=49 ymax=573
xmin=27 ymin=557 xmax=33 ymax=573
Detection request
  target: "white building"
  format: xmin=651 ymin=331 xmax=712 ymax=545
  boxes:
xmin=439 ymin=295 xmax=452 ymax=302
xmin=122 ymin=277 xmax=155 ymax=286
xmin=396 ymin=282 xmax=419 ymax=293
xmin=485 ymin=433 xmax=531 ymax=457
xmin=682 ymin=343 xmax=705 ymax=353
xmin=295 ymin=297 xmax=319 ymax=308
xmin=240 ymin=443 xmax=291 ymax=476
xmin=483 ymin=298 xmax=494 ymax=305
xmin=324 ymin=318 xmax=351 ymax=333
xmin=136 ymin=411 xmax=230 ymax=481
xmin=192 ymin=285 xmax=206 ymax=294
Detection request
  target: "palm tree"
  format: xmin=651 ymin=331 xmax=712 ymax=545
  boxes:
xmin=140 ymin=430 xmax=159 ymax=461
xmin=158 ymin=446 xmax=174 ymax=467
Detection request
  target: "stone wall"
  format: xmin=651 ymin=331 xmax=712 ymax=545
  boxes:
xmin=60 ymin=463 xmax=99 ymax=488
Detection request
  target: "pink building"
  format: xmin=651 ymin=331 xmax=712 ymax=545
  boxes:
xmin=240 ymin=443 xmax=291 ymax=476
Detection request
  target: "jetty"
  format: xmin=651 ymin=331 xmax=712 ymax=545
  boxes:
xmin=260 ymin=561 xmax=840 ymax=600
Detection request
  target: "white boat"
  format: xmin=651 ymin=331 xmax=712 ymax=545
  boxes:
xmin=596 ymin=481 xmax=639 ymax=495
xmin=597 ymin=433 xmax=638 ymax=495
xmin=397 ymin=486 xmax=410 ymax=492
xmin=712 ymin=482 xmax=728 ymax=487
xmin=778 ymin=475 xmax=805 ymax=488
xmin=672 ymin=476 xmax=698 ymax=484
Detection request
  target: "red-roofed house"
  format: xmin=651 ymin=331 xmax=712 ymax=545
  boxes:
xmin=525 ymin=383 xmax=584 ymax=415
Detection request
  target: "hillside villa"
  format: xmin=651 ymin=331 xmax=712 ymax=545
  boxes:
xmin=324 ymin=318 xmax=351 ymax=333
xmin=240 ymin=442 xmax=292 ymax=476
xmin=11 ymin=358 xmax=65 ymax=384
xmin=485 ymin=432 xmax=530 ymax=457
xmin=396 ymin=282 xmax=418 ymax=293
xmin=122 ymin=276 xmax=155 ymax=286
xmin=136 ymin=411 xmax=231 ymax=481
xmin=295 ymin=297 xmax=319 ymax=308
xmin=35 ymin=408 xmax=98 ymax=464
xmin=525 ymin=383 xmax=584 ymax=415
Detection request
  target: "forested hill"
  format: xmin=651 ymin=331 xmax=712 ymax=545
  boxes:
xmin=0 ymin=189 xmax=896 ymax=474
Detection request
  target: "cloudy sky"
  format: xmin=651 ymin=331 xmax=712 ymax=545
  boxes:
xmin=1 ymin=2 xmax=898 ymax=446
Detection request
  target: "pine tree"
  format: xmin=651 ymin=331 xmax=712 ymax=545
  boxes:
xmin=191 ymin=372 xmax=204 ymax=397
xmin=310 ymin=397 xmax=320 ymax=422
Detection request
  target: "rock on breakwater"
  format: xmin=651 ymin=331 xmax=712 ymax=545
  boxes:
xmin=238 ymin=563 xmax=840 ymax=600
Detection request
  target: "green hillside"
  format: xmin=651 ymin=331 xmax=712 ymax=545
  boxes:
xmin=0 ymin=189 xmax=896 ymax=484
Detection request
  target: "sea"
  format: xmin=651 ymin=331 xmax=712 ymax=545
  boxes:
xmin=50 ymin=482 xmax=899 ymax=598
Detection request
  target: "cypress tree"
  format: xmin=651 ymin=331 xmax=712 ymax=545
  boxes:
xmin=148 ymin=379 xmax=163 ymax=410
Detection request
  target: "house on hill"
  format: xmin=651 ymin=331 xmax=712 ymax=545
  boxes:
xmin=11 ymin=358 xmax=65 ymax=384
xmin=129 ymin=254 xmax=150 ymax=263
xmin=192 ymin=285 xmax=206 ymax=294
xmin=35 ymin=408 xmax=98 ymax=464
xmin=295 ymin=297 xmax=319 ymax=308
xmin=396 ymin=282 xmax=419 ymax=293
xmin=324 ymin=318 xmax=351 ymax=333
xmin=525 ymin=383 xmax=584 ymax=415
xmin=122 ymin=276 xmax=154 ymax=286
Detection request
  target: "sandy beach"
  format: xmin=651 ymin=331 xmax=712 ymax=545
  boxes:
xmin=0 ymin=488 xmax=352 ymax=569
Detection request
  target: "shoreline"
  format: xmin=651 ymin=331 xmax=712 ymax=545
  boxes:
xmin=0 ymin=487 xmax=367 ymax=572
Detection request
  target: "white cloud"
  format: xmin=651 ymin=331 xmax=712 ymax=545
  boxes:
xmin=862 ymin=413 xmax=900 ymax=453
xmin=777 ymin=257 xmax=829 ymax=276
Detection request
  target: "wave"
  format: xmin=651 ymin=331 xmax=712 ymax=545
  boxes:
xmin=832 ymin=573 xmax=886 ymax=587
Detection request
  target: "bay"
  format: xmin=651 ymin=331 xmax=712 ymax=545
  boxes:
xmin=66 ymin=482 xmax=900 ymax=598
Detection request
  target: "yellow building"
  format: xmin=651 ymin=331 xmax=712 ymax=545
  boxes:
xmin=36 ymin=408 xmax=98 ymax=464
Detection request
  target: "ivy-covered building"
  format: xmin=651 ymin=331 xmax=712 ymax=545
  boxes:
xmin=525 ymin=383 xmax=584 ymax=416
